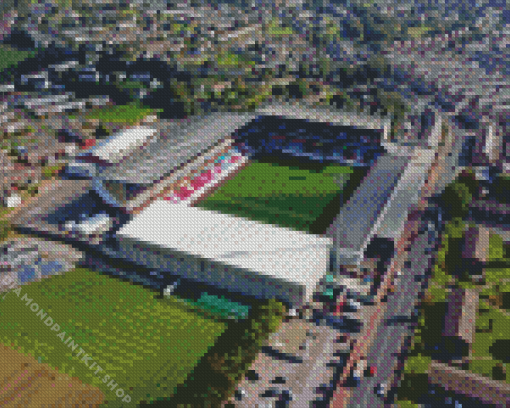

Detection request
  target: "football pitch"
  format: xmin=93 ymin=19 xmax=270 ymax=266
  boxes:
xmin=197 ymin=159 xmax=357 ymax=234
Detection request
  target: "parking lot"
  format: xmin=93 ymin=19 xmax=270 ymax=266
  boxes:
xmin=0 ymin=236 xmax=83 ymax=293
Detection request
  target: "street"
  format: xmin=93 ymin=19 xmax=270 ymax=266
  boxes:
xmin=331 ymin=105 xmax=466 ymax=407
xmin=346 ymin=214 xmax=442 ymax=407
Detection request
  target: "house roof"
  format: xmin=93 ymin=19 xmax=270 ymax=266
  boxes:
xmin=443 ymin=288 xmax=479 ymax=344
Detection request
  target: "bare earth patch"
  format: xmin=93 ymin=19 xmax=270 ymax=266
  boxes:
xmin=0 ymin=342 xmax=104 ymax=407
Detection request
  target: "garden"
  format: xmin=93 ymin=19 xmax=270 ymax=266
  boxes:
xmin=0 ymin=44 xmax=37 ymax=71
xmin=470 ymin=231 xmax=510 ymax=383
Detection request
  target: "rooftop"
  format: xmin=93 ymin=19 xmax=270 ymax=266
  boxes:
xmin=97 ymin=112 xmax=257 ymax=185
xmin=78 ymin=126 xmax=157 ymax=166
xmin=117 ymin=200 xmax=332 ymax=307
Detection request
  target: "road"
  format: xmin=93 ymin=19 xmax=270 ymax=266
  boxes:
xmin=331 ymin=106 xmax=466 ymax=407
xmin=346 ymin=211 xmax=442 ymax=407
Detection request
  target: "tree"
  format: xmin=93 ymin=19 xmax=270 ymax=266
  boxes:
xmin=0 ymin=219 xmax=10 ymax=241
xmin=489 ymin=339 xmax=510 ymax=363
xmin=94 ymin=122 xmax=110 ymax=139
xmin=492 ymin=362 xmax=506 ymax=381
xmin=502 ymin=292 xmax=510 ymax=311
xmin=442 ymin=181 xmax=472 ymax=219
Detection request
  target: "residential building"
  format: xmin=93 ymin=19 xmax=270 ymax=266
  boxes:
xmin=21 ymin=94 xmax=71 ymax=110
xmin=428 ymin=361 xmax=510 ymax=407
xmin=0 ymin=84 xmax=15 ymax=94
xmin=5 ymin=192 xmax=21 ymax=208
xmin=17 ymin=73 xmax=49 ymax=91
xmin=462 ymin=224 xmax=490 ymax=265
xmin=442 ymin=288 xmax=479 ymax=350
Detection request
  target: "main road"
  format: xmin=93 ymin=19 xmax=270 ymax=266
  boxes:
xmin=330 ymin=110 xmax=467 ymax=408
xmin=345 ymin=206 xmax=443 ymax=407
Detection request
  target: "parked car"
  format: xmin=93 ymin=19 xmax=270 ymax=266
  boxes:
xmin=14 ymin=146 xmax=28 ymax=161
xmin=63 ymin=162 xmax=97 ymax=179
xmin=163 ymin=279 xmax=180 ymax=297
xmin=57 ymin=129 xmax=83 ymax=144
xmin=317 ymin=312 xmax=363 ymax=333
xmin=375 ymin=382 xmax=387 ymax=397
xmin=365 ymin=365 xmax=377 ymax=377
xmin=260 ymin=387 xmax=281 ymax=398
xmin=234 ymin=388 xmax=246 ymax=401
xmin=344 ymin=299 xmax=361 ymax=313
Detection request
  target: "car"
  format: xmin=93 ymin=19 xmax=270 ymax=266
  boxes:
xmin=316 ymin=286 xmax=342 ymax=303
xmin=375 ymin=383 xmax=387 ymax=397
xmin=344 ymin=299 xmax=361 ymax=312
xmin=271 ymin=376 xmax=287 ymax=385
xmin=57 ymin=129 xmax=83 ymax=144
xmin=324 ymin=315 xmax=363 ymax=333
xmin=234 ymin=388 xmax=246 ymax=401
xmin=278 ymin=389 xmax=292 ymax=402
xmin=365 ymin=365 xmax=377 ymax=377
xmin=260 ymin=387 xmax=281 ymax=398
xmin=163 ymin=279 xmax=180 ymax=297
xmin=245 ymin=369 xmax=260 ymax=382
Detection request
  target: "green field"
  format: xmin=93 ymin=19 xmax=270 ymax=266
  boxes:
xmin=0 ymin=268 xmax=227 ymax=407
xmin=266 ymin=19 xmax=297 ymax=36
xmin=197 ymin=160 xmax=353 ymax=234
xmin=116 ymin=79 xmax=150 ymax=91
xmin=408 ymin=25 xmax=433 ymax=38
xmin=215 ymin=51 xmax=256 ymax=68
xmin=70 ymin=102 xmax=162 ymax=125
xmin=0 ymin=44 xmax=37 ymax=71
